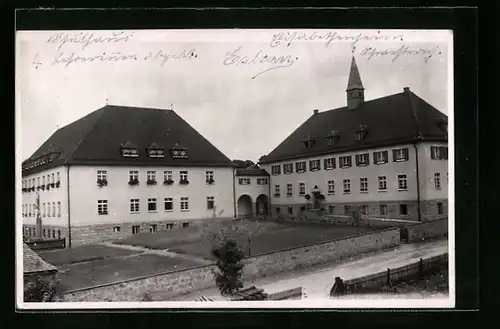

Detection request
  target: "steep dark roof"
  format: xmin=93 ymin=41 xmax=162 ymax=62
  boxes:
xmin=235 ymin=168 xmax=270 ymax=177
xmin=259 ymin=89 xmax=447 ymax=164
xmin=22 ymin=105 xmax=234 ymax=175
xmin=23 ymin=243 xmax=57 ymax=275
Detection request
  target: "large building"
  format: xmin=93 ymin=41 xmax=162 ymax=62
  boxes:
xmin=21 ymin=106 xmax=252 ymax=246
xmin=258 ymin=55 xmax=449 ymax=222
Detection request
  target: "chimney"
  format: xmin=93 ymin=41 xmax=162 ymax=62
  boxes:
xmin=403 ymin=87 xmax=410 ymax=92
xmin=314 ymin=109 xmax=319 ymax=115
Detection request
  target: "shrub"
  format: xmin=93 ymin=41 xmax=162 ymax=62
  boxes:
xmin=211 ymin=239 xmax=245 ymax=296
xmin=24 ymin=275 xmax=59 ymax=302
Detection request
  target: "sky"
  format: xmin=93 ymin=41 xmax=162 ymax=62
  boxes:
xmin=16 ymin=29 xmax=452 ymax=163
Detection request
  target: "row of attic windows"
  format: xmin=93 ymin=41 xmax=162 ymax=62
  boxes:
xmin=121 ymin=142 xmax=188 ymax=159
xmin=303 ymin=125 xmax=369 ymax=148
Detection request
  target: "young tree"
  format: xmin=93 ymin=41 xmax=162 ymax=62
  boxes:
xmin=238 ymin=218 xmax=266 ymax=257
xmin=200 ymin=207 xmax=228 ymax=249
xmin=350 ymin=207 xmax=362 ymax=233
xmin=211 ymin=239 xmax=245 ymax=296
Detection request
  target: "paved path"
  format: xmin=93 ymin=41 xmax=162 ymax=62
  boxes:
xmin=171 ymin=239 xmax=448 ymax=301
xmin=99 ymin=241 xmax=212 ymax=265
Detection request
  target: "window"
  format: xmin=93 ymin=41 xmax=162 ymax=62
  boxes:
xmin=286 ymin=183 xmax=293 ymax=197
xmin=431 ymin=146 xmax=448 ymax=160
xmin=398 ymin=174 xmax=408 ymax=190
xmin=324 ymin=157 xmax=336 ymax=170
xmin=113 ymin=226 xmax=121 ymax=232
xmin=329 ymin=205 xmax=335 ymax=214
xmin=42 ymin=175 xmax=45 ymax=186
xmin=360 ymin=178 xmax=368 ymax=193
xmin=57 ymin=202 xmax=61 ymax=217
xmin=130 ymin=198 xmax=140 ymax=213
xmin=28 ymin=204 xmax=31 ymax=217
xmin=274 ymin=185 xmax=280 ymax=197
xmin=271 ymin=165 xmax=281 ymax=175
xmin=399 ymin=204 xmax=408 ymax=215
xmin=166 ymin=223 xmax=174 ymax=230
xmin=380 ymin=204 xmax=387 ymax=215
xmin=42 ymin=203 xmax=46 ymax=217
xmin=129 ymin=170 xmax=139 ymax=182
xmin=437 ymin=202 xmax=444 ymax=215
xmin=52 ymin=202 xmax=56 ymax=217
xmin=147 ymin=171 xmax=156 ymax=182
xmin=47 ymin=202 xmax=51 ymax=217
xmin=180 ymin=197 xmax=189 ymax=211
xmin=182 ymin=222 xmax=190 ymax=228
xmin=206 ymin=171 xmax=214 ymax=183
xmin=52 ymin=230 xmax=56 ymax=238
xmin=97 ymin=170 xmax=107 ymax=180
xmin=164 ymin=198 xmax=173 ymax=211
xmin=148 ymin=198 xmax=157 ymax=212
xmin=164 ymin=170 xmax=173 ymax=181
xmin=283 ymin=163 xmax=293 ymax=174
xmin=179 ymin=171 xmax=188 ymax=181
xmin=257 ymin=178 xmax=268 ymax=185
xmin=58 ymin=230 xmax=61 ymax=239
xmin=275 ymin=207 xmax=281 ymax=215
xmin=378 ymin=176 xmax=387 ymax=191
xmin=300 ymin=206 xmax=306 ymax=213
xmin=356 ymin=153 xmax=369 ymax=166
xmin=207 ymin=196 xmax=215 ymax=209
xmin=309 ymin=159 xmax=321 ymax=171
xmin=344 ymin=205 xmax=350 ymax=214
xmin=434 ymin=173 xmax=441 ymax=189
xmin=132 ymin=225 xmax=140 ymax=234
xmin=360 ymin=205 xmax=368 ymax=215
xmin=54 ymin=173 xmax=57 ymax=183
xmin=98 ymin=200 xmax=108 ymax=215
xmin=326 ymin=131 xmax=339 ymax=145
xmin=37 ymin=177 xmax=40 ymax=187
xmin=150 ymin=224 xmax=157 ymax=233
xmin=393 ymin=148 xmax=409 ymax=162
xmin=339 ymin=156 xmax=352 ymax=168
xmin=288 ymin=207 xmax=293 ymax=215
xmin=373 ymin=151 xmax=388 ymax=164
xmin=295 ymin=161 xmax=306 ymax=173
xmin=299 ymin=182 xmax=305 ymax=196
xmin=343 ymin=179 xmax=351 ymax=194
xmin=238 ymin=178 xmax=250 ymax=185
xmin=327 ymin=180 xmax=335 ymax=195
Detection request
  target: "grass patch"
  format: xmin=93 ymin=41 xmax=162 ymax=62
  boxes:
xmin=38 ymin=245 xmax=140 ymax=266
xmin=57 ymin=254 xmax=200 ymax=292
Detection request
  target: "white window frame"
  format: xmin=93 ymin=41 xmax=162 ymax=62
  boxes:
xmin=327 ymin=180 xmax=335 ymax=195
xmin=360 ymin=177 xmax=368 ymax=193
xmin=238 ymin=178 xmax=250 ymax=185
xmin=180 ymin=171 xmax=188 ymax=181
xmin=339 ymin=156 xmax=351 ymax=168
xmin=129 ymin=170 xmax=139 ymax=181
xmin=207 ymin=196 xmax=215 ymax=209
xmin=299 ymin=182 xmax=305 ymax=196
xmin=257 ymin=178 xmax=268 ymax=185
xmin=148 ymin=198 xmax=157 ymax=212
xmin=378 ymin=176 xmax=387 ymax=191
xmin=374 ymin=151 xmax=387 ymax=164
xmin=180 ymin=197 xmax=189 ymax=211
xmin=164 ymin=197 xmax=174 ymax=211
xmin=284 ymin=163 xmax=293 ymax=174
xmin=395 ymin=148 xmax=406 ymax=162
xmin=286 ymin=183 xmax=293 ymax=197
xmin=274 ymin=185 xmax=280 ymax=196
xmin=206 ymin=171 xmax=214 ymax=181
xmin=130 ymin=198 xmax=140 ymax=213
xmin=57 ymin=201 xmax=61 ymax=217
xmin=295 ymin=161 xmax=306 ymax=173
xmin=98 ymin=200 xmax=108 ymax=215
xmin=343 ymin=179 xmax=351 ymax=194
xmin=164 ymin=170 xmax=173 ymax=181
xmin=97 ymin=170 xmax=107 ymax=180
xmin=324 ymin=157 xmax=335 ymax=170
xmin=434 ymin=173 xmax=441 ymax=190
xmin=398 ymin=174 xmax=408 ymax=190
xmin=309 ymin=159 xmax=320 ymax=171
xmin=271 ymin=165 xmax=281 ymax=175
xmin=380 ymin=204 xmax=387 ymax=215
xmin=147 ymin=171 xmax=156 ymax=181
xmin=357 ymin=153 xmax=368 ymax=166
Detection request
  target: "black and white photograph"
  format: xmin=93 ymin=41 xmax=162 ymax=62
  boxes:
xmin=16 ymin=27 xmax=454 ymax=309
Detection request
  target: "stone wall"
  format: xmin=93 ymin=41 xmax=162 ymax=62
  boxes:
xmin=23 ymin=224 xmax=68 ymax=240
xmin=60 ymin=227 xmax=400 ymax=302
xmin=406 ymin=217 xmax=448 ymax=243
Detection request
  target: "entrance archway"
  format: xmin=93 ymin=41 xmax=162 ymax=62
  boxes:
xmin=237 ymin=194 xmax=253 ymax=218
xmin=256 ymin=194 xmax=269 ymax=215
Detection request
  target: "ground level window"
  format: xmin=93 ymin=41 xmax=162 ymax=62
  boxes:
xmin=166 ymin=223 xmax=174 ymax=230
xmin=437 ymin=202 xmax=444 ymax=215
xmin=344 ymin=206 xmax=350 ymax=214
xmin=113 ymin=226 xmax=121 ymax=232
xmin=275 ymin=207 xmax=281 ymax=214
xmin=300 ymin=206 xmax=306 ymax=213
xmin=288 ymin=206 xmax=293 ymax=215
xmin=329 ymin=205 xmax=335 ymax=214
xmin=148 ymin=198 xmax=157 ymax=212
xmin=182 ymin=222 xmax=189 ymax=228
xmin=150 ymin=224 xmax=157 ymax=232
xmin=380 ymin=204 xmax=387 ymax=215
xmin=132 ymin=225 xmax=140 ymax=234
xmin=57 ymin=230 xmax=61 ymax=239
xmin=400 ymin=204 xmax=408 ymax=216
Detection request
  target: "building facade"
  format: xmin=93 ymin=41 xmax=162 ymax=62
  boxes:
xmin=258 ymin=55 xmax=449 ymax=222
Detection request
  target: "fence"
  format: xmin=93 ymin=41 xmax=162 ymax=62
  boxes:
xmin=25 ymin=238 xmax=66 ymax=251
xmin=330 ymin=253 xmax=448 ymax=296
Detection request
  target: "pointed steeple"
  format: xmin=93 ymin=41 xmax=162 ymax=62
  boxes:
xmin=346 ymin=53 xmax=365 ymax=109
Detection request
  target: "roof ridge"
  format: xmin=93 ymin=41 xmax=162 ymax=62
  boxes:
xmin=64 ymin=107 xmax=107 ymax=164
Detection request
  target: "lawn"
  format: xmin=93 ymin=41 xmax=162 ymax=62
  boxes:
xmin=57 ymin=254 xmax=200 ymax=292
xmin=38 ymin=244 xmax=141 ymax=266
xmin=169 ymin=223 xmax=377 ymax=260
xmin=113 ymin=225 xmax=204 ymax=249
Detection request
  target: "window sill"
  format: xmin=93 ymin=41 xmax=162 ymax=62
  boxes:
xmin=181 ymin=209 xmax=190 ymax=212
xmin=325 ymin=167 xmax=334 ymax=170
xmin=360 ymin=191 xmax=368 ymax=194
xmin=395 ymin=159 xmax=407 ymax=162
xmin=130 ymin=212 xmax=140 ymax=214
xmin=357 ymin=164 xmax=368 ymax=167
xmin=340 ymin=166 xmax=351 ymax=169
xmin=398 ymin=188 xmax=408 ymax=192
xmin=310 ymin=169 xmax=320 ymax=172
xmin=148 ymin=211 xmax=158 ymax=213
xmin=98 ymin=213 xmax=108 ymax=216
xmin=165 ymin=210 xmax=174 ymax=212
xmin=376 ymin=161 xmax=387 ymax=165
xmin=378 ymin=189 xmax=387 ymax=193
xmin=343 ymin=192 xmax=351 ymax=195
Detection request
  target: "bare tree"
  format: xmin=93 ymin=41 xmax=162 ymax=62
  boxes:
xmin=237 ymin=218 xmax=267 ymax=257
xmin=200 ymin=206 xmax=231 ymax=249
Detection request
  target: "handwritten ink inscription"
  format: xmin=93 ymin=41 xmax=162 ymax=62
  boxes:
xmin=47 ymin=31 xmax=135 ymax=51
xmin=359 ymin=45 xmax=442 ymax=63
xmin=223 ymin=46 xmax=298 ymax=79
xmin=269 ymin=31 xmax=404 ymax=48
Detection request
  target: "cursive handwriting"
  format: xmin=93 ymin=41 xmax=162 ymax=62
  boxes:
xmin=270 ymin=31 xmax=404 ymax=48
xmin=359 ymin=45 xmax=441 ymax=63
xmin=50 ymin=48 xmax=199 ymax=68
xmin=223 ymin=46 xmax=297 ymax=79
xmin=47 ymin=31 xmax=135 ymax=51
xmin=144 ymin=49 xmax=198 ymax=66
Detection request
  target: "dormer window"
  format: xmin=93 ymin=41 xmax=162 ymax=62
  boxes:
xmin=121 ymin=141 xmax=139 ymax=157
xmin=436 ymin=117 xmax=448 ymax=134
xmin=147 ymin=142 xmax=164 ymax=158
xmin=171 ymin=143 xmax=188 ymax=159
xmin=326 ymin=130 xmax=339 ymax=145
xmin=356 ymin=125 xmax=368 ymax=141
xmin=302 ymin=135 xmax=316 ymax=148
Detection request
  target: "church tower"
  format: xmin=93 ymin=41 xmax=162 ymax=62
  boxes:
xmin=346 ymin=54 xmax=365 ymax=109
